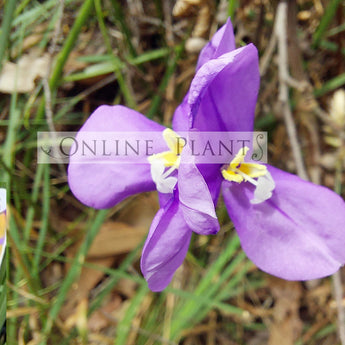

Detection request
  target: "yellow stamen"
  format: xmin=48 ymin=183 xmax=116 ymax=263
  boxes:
xmin=222 ymin=146 xmax=275 ymax=204
xmin=148 ymin=128 xmax=185 ymax=167
xmin=222 ymin=146 xmax=267 ymax=183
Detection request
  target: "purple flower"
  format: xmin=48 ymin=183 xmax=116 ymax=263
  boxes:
xmin=68 ymin=19 xmax=258 ymax=291
xmin=187 ymin=22 xmax=345 ymax=282
xmin=69 ymin=17 xmax=345 ymax=292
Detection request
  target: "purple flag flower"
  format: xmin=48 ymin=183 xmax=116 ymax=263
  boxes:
xmin=68 ymin=18 xmax=259 ymax=291
xmin=68 ymin=18 xmax=345 ymax=292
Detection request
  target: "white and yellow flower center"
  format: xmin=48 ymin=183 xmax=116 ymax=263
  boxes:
xmin=222 ymin=147 xmax=275 ymax=204
xmin=148 ymin=128 xmax=186 ymax=194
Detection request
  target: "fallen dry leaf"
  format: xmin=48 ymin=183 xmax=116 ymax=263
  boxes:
xmin=0 ymin=54 xmax=50 ymax=93
xmin=115 ymin=192 xmax=159 ymax=228
xmin=88 ymin=293 xmax=122 ymax=332
xmin=60 ymin=256 xmax=116 ymax=320
xmin=87 ymin=222 xmax=148 ymax=259
xmin=65 ymin=298 xmax=88 ymax=332
xmin=268 ymin=277 xmax=303 ymax=345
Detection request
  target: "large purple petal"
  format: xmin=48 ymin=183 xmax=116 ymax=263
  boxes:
xmin=178 ymin=142 xmax=220 ymax=235
xmin=196 ymin=18 xmax=236 ymax=70
xmin=68 ymin=105 xmax=166 ymax=209
xmin=189 ymin=44 xmax=259 ymax=132
xmin=222 ymin=165 xmax=345 ymax=280
xmin=172 ymin=19 xmax=237 ymax=132
xmin=141 ymin=195 xmax=192 ymax=291
xmin=172 ymin=94 xmax=190 ymax=132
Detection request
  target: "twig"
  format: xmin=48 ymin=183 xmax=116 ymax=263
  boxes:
xmin=275 ymin=1 xmax=309 ymax=181
xmin=42 ymin=78 xmax=58 ymax=146
xmin=332 ymin=150 xmax=345 ymax=345
xmin=126 ymin=0 xmax=142 ymax=49
xmin=332 ymin=270 xmax=345 ymax=345
xmin=48 ymin=0 xmax=65 ymax=60
xmin=261 ymin=3 xmax=345 ymax=344
xmin=259 ymin=27 xmax=277 ymax=77
xmin=163 ymin=0 xmax=174 ymax=47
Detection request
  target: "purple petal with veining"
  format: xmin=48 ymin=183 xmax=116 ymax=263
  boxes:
xmin=222 ymin=165 xmax=345 ymax=280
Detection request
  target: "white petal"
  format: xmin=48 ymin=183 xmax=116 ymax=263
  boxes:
xmin=156 ymin=176 xmax=177 ymax=194
xmin=150 ymin=159 xmax=165 ymax=184
xmin=150 ymin=159 xmax=177 ymax=194
xmin=250 ymin=171 xmax=275 ymax=204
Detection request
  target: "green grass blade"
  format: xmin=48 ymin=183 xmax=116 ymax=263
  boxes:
xmin=115 ymin=284 xmax=149 ymax=345
xmin=0 ymin=0 xmax=17 ymax=73
xmin=94 ymin=0 xmax=136 ymax=108
xmin=108 ymin=0 xmax=137 ymax=57
xmin=314 ymin=72 xmax=345 ymax=97
xmin=49 ymin=0 xmax=94 ymax=91
xmin=89 ymin=237 xmax=146 ymax=314
xmin=32 ymin=164 xmax=50 ymax=276
xmin=228 ymin=0 xmax=238 ymax=19
xmin=170 ymin=234 xmax=243 ymax=339
xmin=39 ymin=209 xmax=108 ymax=344
xmin=146 ymin=44 xmax=184 ymax=119
xmin=312 ymin=0 xmax=343 ymax=48
xmin=36 ymin=0 xmax=94 ymax=120
xmin=1 ymin=94 xmax=20 ymax=185
xmin=62 ymin=48 xmax=169 ymax=83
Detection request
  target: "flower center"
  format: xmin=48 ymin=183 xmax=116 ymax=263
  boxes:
xmin=148 ymin=128 xmax=186 ymax=194
xmin=222 ymin=147 xmax=275 ymax=204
